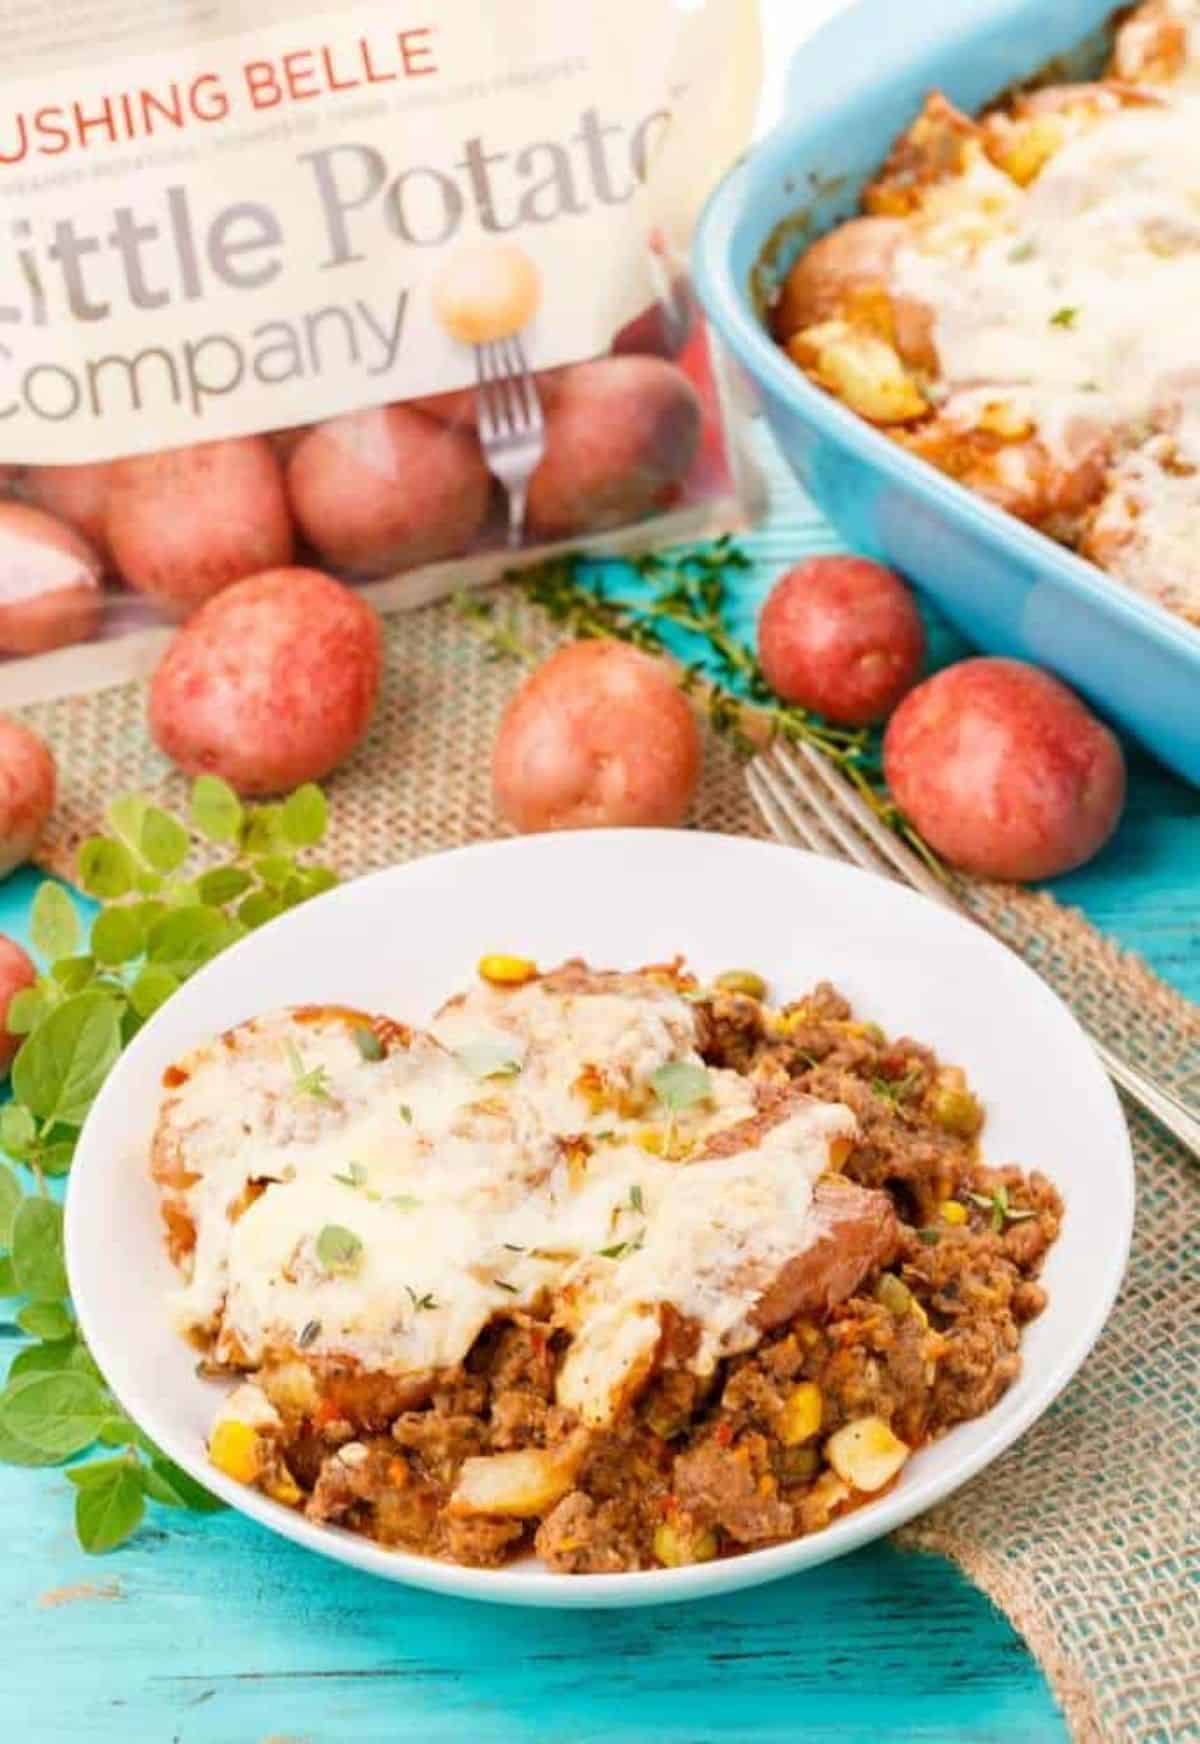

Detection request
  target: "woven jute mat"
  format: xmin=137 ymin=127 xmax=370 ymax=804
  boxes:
xmin=13 ymin=584 xmax=1200 ymax=1744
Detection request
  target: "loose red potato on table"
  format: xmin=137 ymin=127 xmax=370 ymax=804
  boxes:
xmin=0 ymin=501 xmax=103 ymax=656
xmin=527 ymin=357 xmax=702 ymax=540
xmin=493 ymin=640 xmax=701 ymax=833
xmin=149 ymin=567 xmax=382 ymax=797
xmin=758 ymin=556 xmax=925 ymax=726
xmin=0 ymin=714 xmax=56 ymax=878
xmin=883 ymin=657 xmax=1126 ymax=881
xmin=107 ymin=437 xmax=294 ymax=614
xmin=288 ymin=406 xmax=491 ymax=578
xmin=0 ymin=934 xmax=36 ymax=1075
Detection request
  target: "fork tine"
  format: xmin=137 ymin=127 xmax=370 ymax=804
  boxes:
xmin=783 ymin=738 xmax=955 ymax=908
xmin=474 ymin=344 xmax=498 ymax=442
xmin=747 ymin=764 xmax=813 ymax=852
xmin=762 ymin=743 xmax=886 ymax=880
xmin=748 ymin=758 xmax=831 ymax=857
xmin=505 ymin=335 xmax=543 ymax=432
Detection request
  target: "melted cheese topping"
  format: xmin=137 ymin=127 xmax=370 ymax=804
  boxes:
xmin=158 ymin=977 xmax=856 ymax=1429
xmin=889 ymin=60 xmax=1200 ymax=620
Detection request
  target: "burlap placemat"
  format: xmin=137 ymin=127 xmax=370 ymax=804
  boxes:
xmin=11 ymin=584 xmax=1199 ymax=1744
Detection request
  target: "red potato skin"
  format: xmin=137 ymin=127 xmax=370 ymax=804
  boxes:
xmin=287 ymin=406 xmax=491 ymax=578
xmin=758 ymin=557 xmax=926 ymax=726
xmin=149 ymin=567 xmax=383 ymax=797
xmin=107 ymin=437 xmax=294 ymax=614
xmin=526 ymin=357 xmax=702 ymax=540
xmin=492 ymin=640 xmax=701 ymax=833
xmin=883 ymin=657 xmax=1126 ymax=881
xmin=0 ymin=934 xmax=36 ymax=1074
xmin=0 ymin=501 xmax=103 ymax=655
xmin=0 ymin=714 xmax=56 ymax=878
xmin=25 ymin=463 xmax=112 ymax=558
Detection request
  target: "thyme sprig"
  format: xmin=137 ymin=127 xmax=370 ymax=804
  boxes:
xmin=458 ymin=540 xmax=943 ymax=875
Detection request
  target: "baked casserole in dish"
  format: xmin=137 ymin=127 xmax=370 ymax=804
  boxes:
xmin=154 ymin=957 xmax=1060 ymax=1573
xmin=694 ymin=0 xmax=1200 ymax=786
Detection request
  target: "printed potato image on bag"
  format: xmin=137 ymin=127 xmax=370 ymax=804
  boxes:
xmin=0 ymin=0 xmax=761 ymax=699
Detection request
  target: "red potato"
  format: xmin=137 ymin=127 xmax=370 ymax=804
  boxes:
xmin=758 ymin=557 xmax=925 ymax=726
xmin=493 ymin=640 xmax=701 ymax=833
xmin=268 ymin=425 xmax=313 ymax=462
xmin=0 ymin=501 xmax=103 ymax=656
xmin=0 ymin=934 xmax=36 ymax=1075
xmin=287 ymin=406 xmax=491 ymax=578
xmin=0 ymin=714 xmax=56 ymax=877
xmin=149 ymin=567 xmax=382 ymax=797
xmin=526 ymin=357 xmax=702 ymax=541
xmin=25 ymin=463 xmax=112 ymax=558
xmin=883 ymin=658 xmax=1126 ymax=881
xmin=408 ymin=388 xmax=479 ymax=428
xmin=107 ymin=437 xmax=294 ymax=614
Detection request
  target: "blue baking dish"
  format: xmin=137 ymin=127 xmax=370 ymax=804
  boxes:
xmin=693 ymin=0 xmax=1200 ymax=786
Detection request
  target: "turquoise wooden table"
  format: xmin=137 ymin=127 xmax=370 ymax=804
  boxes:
xmin=3 ymin=443 xmax=1198 ymax=1741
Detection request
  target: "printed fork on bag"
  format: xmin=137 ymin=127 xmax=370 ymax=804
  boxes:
xmin=475 ymin=335 xmax=546 ymax=548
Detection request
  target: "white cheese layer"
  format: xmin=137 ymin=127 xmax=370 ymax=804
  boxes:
xmin=157 ymin=978 xmax=856 ymax=1428
xmin=891 ymin=84 xmax=1200 ymax=619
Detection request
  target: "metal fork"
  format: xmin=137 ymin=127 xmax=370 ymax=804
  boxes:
xmin=474 ymin=335 xmax=545 ymax=547
xmin=748 ymin=738 xmax=1200 ymax=1159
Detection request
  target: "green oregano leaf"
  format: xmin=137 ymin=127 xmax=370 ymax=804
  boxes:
xmin=51 ymin=955 xmax=96 ymax=993
xmin=129 ymin=965 xmax=180 ymax=1020
xmin=17 ymin=1301 xmax=74 ymax=1342
xmin=78 ymin=836 xmax=136 ymax=901
xmin=280 ymin=784 xmax=328 ymax=848
xmin=11 ymin=992 xmax=123 ymax=1127
xmin=0 ymin=1162 xmax=22 ymax=1245
xmin=7 ymin=1340 xmax=80 ymax=1380
xmin=105 ymin=793 xmax=149 ymax=851
xmin=145 ymin=909 xmax=236 ymax=979
xmin=75 ymin=1462 xmax=145 ymax=1553
xmin=0 ymin=1370 xmax=109 ymax=1459
xmin=91 ymin=907 xmax=144 ymax=966
xmin=650 ymin=1061 xmax=712 ymax=1112
xmin=195 ymin=866 xmax=253 ymax=907
xmin=139 ymin=807 xmax=190 ymax=874
xmin=315 ymin=1224 xmax=363 ymax=1275
xmin=4 ymin=987 xmax=46 ymax=1037
xmin=31 ymin=884 xmax=80 ymax=965
xmin=11 ymin=1198 xmax=68 ymax=1302
xmin=190 ymin=776 xmax=243 ymax=844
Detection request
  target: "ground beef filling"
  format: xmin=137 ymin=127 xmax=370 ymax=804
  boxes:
xmin=241 ymin=982 xmax=1062 ymax=1573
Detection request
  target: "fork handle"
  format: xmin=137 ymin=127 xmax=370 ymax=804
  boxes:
xmin=1086 ymin=1030 xmax=1200 ymax=1154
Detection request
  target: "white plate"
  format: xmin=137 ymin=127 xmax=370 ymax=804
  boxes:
xmin=67 ymin=831 xmax=1133 ymax=1608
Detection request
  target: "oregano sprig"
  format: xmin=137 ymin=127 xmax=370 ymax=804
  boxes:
xmin=0 ymin=774 xmax=340 ymax=1552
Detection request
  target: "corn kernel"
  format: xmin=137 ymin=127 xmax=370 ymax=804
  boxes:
xmin=825 ymin=1416 xmax=910 ymax=1493
xmin=781 ymin=1382 xmax=823 ymax=1446
xmin=939 ymin=1199 xmax=968 ymax=1226
xmin=997 ymin=117 xmax=1065 ymax=186
xmin=264 ymin=1469 xmax=303 ymax=1508
xmin=976 ymin=400 xmax=1034 ymax=441
xmin=637 ymin=1128 xmax=666 ymax=1156
xmin=874 ymin=1272 xmax=913 ymax=1317
xmin=932 ymin=1086 xmax=983 ymax=1138
xmin=209 ymin=1420 xmax=261 ymax=1486
xmin=478 ymin=954 xmax=538 ymax=987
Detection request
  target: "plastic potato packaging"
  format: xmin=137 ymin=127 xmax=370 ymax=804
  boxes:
xmin=0 ymin=0 xmax=762 ymax=703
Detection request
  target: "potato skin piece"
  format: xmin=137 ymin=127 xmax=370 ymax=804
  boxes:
xmin=751 ymin=1178 xmax=901 ymax=1328
xmin=148 ymin=566 xmax=382 ymax=796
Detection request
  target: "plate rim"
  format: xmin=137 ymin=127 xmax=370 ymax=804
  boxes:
xmin=66 ymin=829 xmax=1135 ymax=1608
